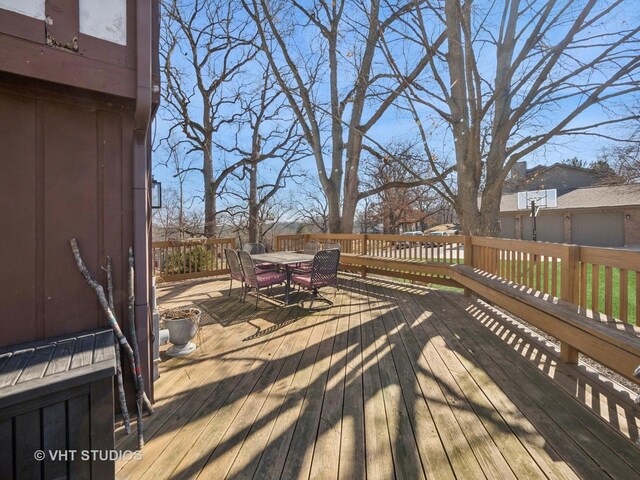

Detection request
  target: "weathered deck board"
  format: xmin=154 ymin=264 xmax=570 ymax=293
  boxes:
xmin=116 ymin=275 xmax=640 ymax=480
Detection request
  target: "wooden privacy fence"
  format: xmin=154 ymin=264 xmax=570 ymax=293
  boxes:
xmin=152 ymin=238 xmax=236 ymax=282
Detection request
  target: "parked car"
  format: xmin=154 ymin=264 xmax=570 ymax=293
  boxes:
xmin=395 ymin=231 xmax=425 ymax=249
xmin=426 ymin=230 xmax=446 ymax=246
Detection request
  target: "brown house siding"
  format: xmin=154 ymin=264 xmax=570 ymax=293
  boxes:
xmin=0 ymin=79 xmax=135 ymax=346
xmin=0 ymin=0 xmax=159 ymax=399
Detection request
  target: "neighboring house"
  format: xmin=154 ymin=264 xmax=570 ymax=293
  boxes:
xmin=504 ymin=161 xmax=605 ymax=193
xmin=498 ymin=162 xmax=640 ymax=247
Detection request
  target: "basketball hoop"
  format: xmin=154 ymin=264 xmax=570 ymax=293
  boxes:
xmin=516 ymin=189 xmax=557 ymax=241
xmin=517 ymin=189 xmax=557 ymax=211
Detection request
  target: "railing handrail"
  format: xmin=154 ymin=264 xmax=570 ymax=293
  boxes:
xmin=153 ymin=237 xmax=235 ymax=248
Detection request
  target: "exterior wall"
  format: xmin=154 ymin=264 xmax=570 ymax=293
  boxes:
xmin=500 ymin=207 xmax=639 ymax=247
xmin=624 ymin=208 xmax=640 ymax=246
xmin=564 ymin=214 xmax=572 ymax=243
xmin=0 ymin=1 xmax=159 ymax=397
xmin=0 ymin=78 xmax=134 ymax=346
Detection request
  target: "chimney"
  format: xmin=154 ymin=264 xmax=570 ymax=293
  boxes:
xmin=511 ymin=161 xmax=526 ymax=181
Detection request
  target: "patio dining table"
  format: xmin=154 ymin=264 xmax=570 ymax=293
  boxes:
xmin=251 ymin=251 xmax=315 ymax=305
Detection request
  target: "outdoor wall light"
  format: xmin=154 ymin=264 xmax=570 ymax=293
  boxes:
xmin=626 ymin=214 xmax=631 ymax=220
xmin=151 ymin=178 xmax=162 ymax=209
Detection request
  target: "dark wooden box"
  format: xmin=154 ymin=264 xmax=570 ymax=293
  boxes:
xmin=0 ymin=329 xmax=116 ymax=479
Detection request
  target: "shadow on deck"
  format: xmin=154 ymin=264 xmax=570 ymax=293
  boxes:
xmin=116 ymin=274 xmax=640 ymax=480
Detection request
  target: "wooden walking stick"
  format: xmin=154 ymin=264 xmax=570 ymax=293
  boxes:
xmin=69 ymin=240 xmax=154 ymax=438
xmin=106 ymin=256 xmax=131 ymax=435
xmin=128 ymin=246 xmax=147 ymax=449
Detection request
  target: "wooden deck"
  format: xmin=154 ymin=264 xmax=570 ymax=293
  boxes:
xmin=116 ymin=275 xmax=640 ymax=480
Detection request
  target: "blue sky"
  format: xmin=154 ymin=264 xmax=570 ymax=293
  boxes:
xmin=152 ymin=0 xmax=639 ymax=214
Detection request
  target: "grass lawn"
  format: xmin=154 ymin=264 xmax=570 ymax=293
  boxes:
xmin=499 ymin=260 xmax=637 ymax=324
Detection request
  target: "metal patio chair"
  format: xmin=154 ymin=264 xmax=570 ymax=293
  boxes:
xmin=291 ymin=249 xmax=340 ymax=310
xmin=291 ymin=241 xmax=320 ymax=275
xmin=238 ymin=250 xmax=286 ymax=308
xmin=242 ymin=242 xmax=276 ymax=271
xmin=224 ymin=248 xmax=244 ymax=299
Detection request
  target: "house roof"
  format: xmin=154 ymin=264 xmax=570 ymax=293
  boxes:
xmin=499 ymin=184 xmax=640 ymax=212
xmin=526 ymin=162 xmax=598 ymax=176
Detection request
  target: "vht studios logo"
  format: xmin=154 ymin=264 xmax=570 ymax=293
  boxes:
xmin=34 ymin=450 xmax=143 ymax=461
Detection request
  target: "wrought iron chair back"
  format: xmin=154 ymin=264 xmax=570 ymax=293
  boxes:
xmin=224 ymin=248 xmax=243 ymax=280
xmin=310 ymin=249 xmax=340 ymax=288
xmin=224 ymin=248 xmax=244 ymax=298
xmin=238 ymin=250 xmax=258 ymax=287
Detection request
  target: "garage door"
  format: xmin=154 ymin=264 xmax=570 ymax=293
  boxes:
xmin=572 ymin=212 xmax=624 ymax=247
xmin=521 ymin=214 xmax=564 ymax=243
xmin=498 ymin=216 xmax=515 ymax=239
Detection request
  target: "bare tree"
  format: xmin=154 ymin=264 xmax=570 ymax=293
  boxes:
xmin=160 ymin=0 xmax=258 ymax=236
xmin=243 ymin=0 xmax=447 ymax=233
xmin=217 ymin=62 xmax=306 ymax=243
xmin=152 ymin=187 xmax=204 ymax=240
xmin=599 ymin=125 xmax=640 ymax=183
xmin=361 ymin=143 xmax=447 ymax=233
xmin=398 ymin=0 xmax=640 ymax=235
xmin=295 ymin=178 xmax=330 ymax=234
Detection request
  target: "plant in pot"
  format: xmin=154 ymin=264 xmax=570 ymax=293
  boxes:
xmin=161 ymin=307 xmax=201 ymax=357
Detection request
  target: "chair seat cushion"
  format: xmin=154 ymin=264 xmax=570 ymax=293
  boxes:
xmin=256 ymin=271 xmax=286 ymax=288
xmin=256 ymin=262 xmax=277 ymax=272
xmin=292 ymin=274 xmax=334 ymax=289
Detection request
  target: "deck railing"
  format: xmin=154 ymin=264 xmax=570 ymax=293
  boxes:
xmin=152 ymin=237 xmax=236 ymax=282
xmin=151 ymin=233 xmax=639 ymax=326
xmin=468 ymin=236 xmax=640 ymax=325
xmin=276 ymin=233 xmax=464 ymax=262
xmin=276 ymin=233 xmax=464 ymax=288
xmin=275 ymin=233 xmax=640 ymax=326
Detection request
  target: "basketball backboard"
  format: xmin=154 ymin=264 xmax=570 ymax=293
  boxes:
xmin=517 ymin=189 xmax=557 ymax=210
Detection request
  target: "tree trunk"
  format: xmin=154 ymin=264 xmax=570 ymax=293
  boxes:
xmin=248 ymin=161 xmax=258 ymax=243
xmin=340 ymin=187 xmax=359 ymax=233
xmin=203 ymin=147 xmax=216 ymax=237
xmin=326 ymin=182 xmax=342 ymax=233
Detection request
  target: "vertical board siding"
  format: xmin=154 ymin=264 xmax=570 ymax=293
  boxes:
xmin=44 ymin=100 xmax=99 ymax=338
xmin=0 ymin=94 xmax=37 ymax=344
xmin=1 ymin=389 xmax=110 ymax=480
xmin=0 ymin=87 xmax=134 ymax=348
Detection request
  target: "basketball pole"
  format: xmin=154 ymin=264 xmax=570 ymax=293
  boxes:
xmin=531 ymin=199 xmax=537 ymax=242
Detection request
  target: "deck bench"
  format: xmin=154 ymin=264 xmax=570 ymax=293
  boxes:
xmin=339 ymin=254 xmax=460 ymax=288
xmin=449 ymin=264 xmax=640 ymax=383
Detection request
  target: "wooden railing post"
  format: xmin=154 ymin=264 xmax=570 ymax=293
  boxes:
xmin=463 ymin=236 xmax=474 ymax=297
xmin=560 ymin=244 xmax=580 ymax=363
xmin=361 ymin=233 xmax=368 ymax=278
